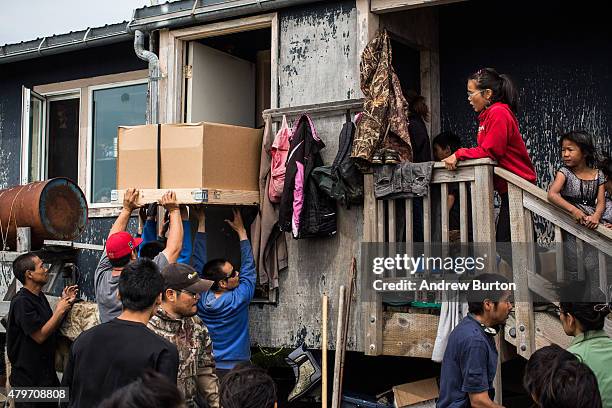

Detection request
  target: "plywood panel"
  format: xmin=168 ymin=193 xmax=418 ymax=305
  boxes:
xmin=188 ymin=42 xmax=255 ymax=127
xmin=382 ymin=313 xmax=438 ymax=358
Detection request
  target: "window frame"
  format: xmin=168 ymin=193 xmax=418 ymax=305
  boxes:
xmin=86 ymin=78 xmax=148 ymax=209
xmin=20 ymin=86 xmax=46 ymax=184
xmin=26 ymin=70 xmax=148 ymax=217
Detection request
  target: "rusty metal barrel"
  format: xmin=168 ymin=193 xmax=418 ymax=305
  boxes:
xmin=0 ymin=178 xmax=88 ymax=250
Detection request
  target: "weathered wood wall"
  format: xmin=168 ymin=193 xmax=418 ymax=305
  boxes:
xmin=248 ymin=0 xmax=365 ymax=351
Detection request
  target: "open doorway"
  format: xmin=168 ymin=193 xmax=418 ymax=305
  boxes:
xmin=391 ymin=38 xmax=421 ymax=97
xmin=186 ymin=27 xmax=271 ymax=128
xmin=181 ymin=20 xmax=276 ymax=301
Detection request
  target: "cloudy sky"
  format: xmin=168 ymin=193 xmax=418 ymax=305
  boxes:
xmin=0 ymin=0 xmax=151 ymax=46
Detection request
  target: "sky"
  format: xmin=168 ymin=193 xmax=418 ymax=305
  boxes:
xmin=0 ymin=0 xmax=152 ymax=46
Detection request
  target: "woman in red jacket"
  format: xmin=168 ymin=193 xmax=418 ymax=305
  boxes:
xmin=442 ymin=67 xmax=536 ymax=246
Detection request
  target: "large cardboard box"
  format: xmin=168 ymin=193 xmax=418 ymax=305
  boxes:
xmin=116 ymin=125 xmax=159 ymax=190
xmin=116 ymin=122 xmax=263 ymax=191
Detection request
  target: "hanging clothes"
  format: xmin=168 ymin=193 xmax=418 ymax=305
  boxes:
xmin=351 ymin=29 xmax=412 ymax=166
xmin=279 ymin=114 xmax=336 ymax=239
xmin=250 ymin=116 xmax=288 ymax=289
xmin=431 ymin=293 xmax=468 ymax=363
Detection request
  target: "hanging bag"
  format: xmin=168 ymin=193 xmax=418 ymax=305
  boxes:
xmin=312 ymin=113 xmax=364 ymax=208
xmin=269 ymin=115 xmax=291 ymax=203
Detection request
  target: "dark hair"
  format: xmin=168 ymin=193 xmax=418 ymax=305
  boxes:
xmin=203 ymin=258 xmax=230 ymax=291
xmin=559 ymin=302 xmax=609 ymax=331
xmin=468 ymin=67 xmax=519 ymax=113
xmin=139 ymin=241 xmax=165 ymax=260
xmin=538 ymin=359 xmax=602 ymax=408
xmin=432 ymin=131 xmax=462 ymax=152
xmin=559 ymin=130 xmax=598 ymax=168
xmin=98 ymin=369 xmax=184 ymax=408
xmin=220 ymin=363 xmax=277 ymax=408
xmin=524 ymin=344 xmax=577 ymax=401
xmin=118 ymin=258 xmax=163 ymax=312
xmin=467 ymin=273 xmax=511 ymax=315
xmin=109 ymin=253 xmax=132 ymax=268
xmin=12 ymin=252 xmax=38 ymax=284
xmin=405 ymin=90 xmax=430 ymax=122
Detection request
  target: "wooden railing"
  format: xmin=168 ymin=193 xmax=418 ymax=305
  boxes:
xmin=496 ymin=167 xmax=612 ymax=358
xmin=362 ymin=159 xmax=612 ymax=359
xmin=362 ymin=158 xmax=498 ymax=357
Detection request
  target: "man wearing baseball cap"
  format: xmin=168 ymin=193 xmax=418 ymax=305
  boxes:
xmin=148 ymin=263 xmax=219 ymax=408
xmin=95 ymin=189 xmax=184 ymax=323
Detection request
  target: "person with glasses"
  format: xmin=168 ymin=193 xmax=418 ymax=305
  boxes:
xmin=148 ymin=263 xmax=219 ymax=408
xmin=441 ymin=68 xmax=536 ymax=264
xmin=192 ymin=208 xmax=256 ymax=380
xmin=558 ymin=302 xmax=612 ymax=408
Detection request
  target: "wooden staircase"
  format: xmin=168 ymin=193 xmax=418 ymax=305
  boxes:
xmin=362 ymin=158 xmax=612 ymax=359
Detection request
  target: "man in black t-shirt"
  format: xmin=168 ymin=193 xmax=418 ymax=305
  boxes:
xmin=7 ymin=252 xmax=78 ymax=407
xmin=62 ymin=258 xmax=179 ymax=407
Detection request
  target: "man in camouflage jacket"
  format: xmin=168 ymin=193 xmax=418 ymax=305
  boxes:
xmin=148 ymin=263 xmax=219 ymax=408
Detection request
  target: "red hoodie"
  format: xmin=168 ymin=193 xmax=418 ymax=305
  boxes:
xmin=455 ymin=102 xmax=536 ymax=193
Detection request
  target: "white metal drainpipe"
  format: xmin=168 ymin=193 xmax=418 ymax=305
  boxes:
xmin=134 ymin=30 xmax=161 ymax=124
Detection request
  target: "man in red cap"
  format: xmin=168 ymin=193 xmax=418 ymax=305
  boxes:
xmin=95 ymin=188 xmax=183 ymax=323
xmin=148 ymin=264 xmax=218 ymax=408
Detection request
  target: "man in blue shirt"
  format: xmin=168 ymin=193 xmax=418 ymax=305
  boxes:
xmin=192 ymin=208 xmax=256 ymax=378
xmin=437 ymin=273 xmax=512 ymax=408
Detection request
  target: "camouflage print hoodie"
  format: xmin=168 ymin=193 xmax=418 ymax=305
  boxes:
xmin=148 ymin=306 xmax=219 ymax=408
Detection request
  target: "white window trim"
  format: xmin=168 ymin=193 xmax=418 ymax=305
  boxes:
xmin=42 ymin=90 xmax=82 ymax=181
xmin=86 ymin=78 xmax=148 ymax=209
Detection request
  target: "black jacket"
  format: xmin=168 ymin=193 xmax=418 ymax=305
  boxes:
xmin=408 ymin=114 xmax=432 ymax=163
xmin=279 ymin=114 xmax=336 ymax=239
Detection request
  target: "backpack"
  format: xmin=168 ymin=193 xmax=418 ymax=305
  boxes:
xmin=312 ymin=113 xmax=364 ymax=208
xmin=268 ymin=115 xmax=291 ymax=203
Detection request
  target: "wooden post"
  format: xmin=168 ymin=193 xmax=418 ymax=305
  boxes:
xmin=472 ymin=165 xmax=496 ymax=270
xmin=16 ymin=227 xmax=31 ymax=252
xmin=599 ymin=251 xmax=608 ymax=297
xmin=507 ymin=183 xmax=536 ymax=359
xmin=440 ymin=183 xmax=449 ymax=243
xmin=554 ymin=225 xmax=565 ymax=283
xmin=363 ymin=174 xmax=382 ymax=356
xmin=322 ymin=294 xmax=328 ymax=408
xmin=576 ymin=238 xmax=585 ymax=281
xmin=331 ymin=285 xmax=346 ymax=408
xmin=459 ymin=182 xmax=469 ymax=243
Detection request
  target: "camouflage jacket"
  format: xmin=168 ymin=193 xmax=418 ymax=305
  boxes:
xmin=148 ymin=307 xmax=219 ymax=408
xmin=351 ymin=29 xmax=412 ymax=166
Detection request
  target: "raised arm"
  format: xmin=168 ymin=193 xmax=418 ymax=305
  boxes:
xmin=159 ymin=191 xmax=183 ymax=263
xmin=191 ymin=206 xmax=208 ymax=275
xmin=225 ymin=209 xmax=256 ymax=302
xmin=108 ymin=188 xmax=139 ymax=238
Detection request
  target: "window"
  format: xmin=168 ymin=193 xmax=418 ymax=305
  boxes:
xmin=20 ymin=88 xmax=79 ymax=184
xmin=20 ymin=87 xmax=45 ymax=184
xmin=90 ymin=82 xmax=147 ymax=203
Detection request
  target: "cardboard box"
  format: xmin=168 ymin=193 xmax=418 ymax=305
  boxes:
xmin=160 ymin=123 xmax=262 ymax=190
xmin=116 ymin=122 xmax=263 ymax=191
xmin=116 ymin=125 xmax=159 ymax=190
xmin=393 ymin=378 xmax=438 ymax=408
